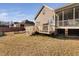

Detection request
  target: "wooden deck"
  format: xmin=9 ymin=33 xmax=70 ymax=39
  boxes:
xmin=56 ymin=19 xmax=79 ymax=29
xmin=57 ymin=26 xmax=79 ymax=29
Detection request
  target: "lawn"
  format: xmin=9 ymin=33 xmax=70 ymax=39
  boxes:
xmin=0 ymin=32 xmax=79 ymax=56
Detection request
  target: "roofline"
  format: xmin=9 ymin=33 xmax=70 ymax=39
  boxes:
xmin=34 ymin=3 xmax=79 ymax=20
xmin=43 ymin=4 xmax=54 ymax=11
xmin=55 ymin=3 xmax=79 ymax=12
xmin=34 ymin=5 xmax=54 ymax=20
xmin=34 ymin=5 xmax=44 ymax=20
xmin=55 ymin=3 xmax=72 ymax=10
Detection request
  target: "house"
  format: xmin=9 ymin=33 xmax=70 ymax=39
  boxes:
xmin=21 ymin=20 xmax=35 ymax=26
xmin=35 ymin=3 xmax=79 ymax=36
xmin=22 ymin=20 xmax=35 ymax=35
xmin=35 ymin=5 xmax=55 ymax=34
xmin=13 ymin=22 xmax=21 ymax=27
xmin=0 ymin=21 xmax=25 ymax=35
xmin=55 ymin=3 xmax=79 ymax=36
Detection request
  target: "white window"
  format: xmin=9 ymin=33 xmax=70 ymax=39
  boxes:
xmin=48 ymin=19 xmax=55 ymax=25
xmin=36 ymin=21 xmax=40 ymax=25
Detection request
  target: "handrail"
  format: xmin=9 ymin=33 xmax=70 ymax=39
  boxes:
xmin=57 ymin=19 xmax=79 ymax=27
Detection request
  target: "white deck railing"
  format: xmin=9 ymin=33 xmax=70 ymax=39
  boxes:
xmin=57 ymin=19 xmax=79 ymax=27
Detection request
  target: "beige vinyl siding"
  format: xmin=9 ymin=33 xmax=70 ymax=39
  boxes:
xmin=35 ymin=6 xmax=55 ymax=34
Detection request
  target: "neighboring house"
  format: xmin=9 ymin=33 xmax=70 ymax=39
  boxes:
xmin=35 ymin=3 xmax=79 ymax=36
xmin=22 ymin=20 xmax=35 ymax=26
xmin=0 ymin=21 xmax=9 ymax=26
xmin=23 ymin=20 xmax=35 ymax=35
xmin=13 ymin=22 xmax=21 ymax=27
xmin=0 ymin=21 xmax=25 ymax=34
xmin=35 ymin=5 xmax=55 ymax=34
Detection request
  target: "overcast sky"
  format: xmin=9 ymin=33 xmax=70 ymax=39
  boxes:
xmin=0 ymin=3 xmax=66 ymax=22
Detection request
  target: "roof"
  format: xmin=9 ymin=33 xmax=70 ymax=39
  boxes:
xmin=34 ymin=3 xmax=79 ymax=20
xmin=55 ymin=3 xmax=79 ymax=12
xmin=21 ymin=20 xmax=35 ymax=26
xmin=34 ymin=5 xmax=54 ymax=20
xmin=55 ymin=3 xmax=72 ymax=10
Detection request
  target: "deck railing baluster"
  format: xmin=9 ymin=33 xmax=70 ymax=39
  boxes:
xmin=57 ymin=19 xmax=79 ymax=27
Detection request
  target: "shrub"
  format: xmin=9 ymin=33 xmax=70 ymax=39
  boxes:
xmin=0 ymin=32 xmax=5 ymax=36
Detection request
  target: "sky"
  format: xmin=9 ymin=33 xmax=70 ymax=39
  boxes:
xmin=0 ymin=3 xmax=66 ymax=22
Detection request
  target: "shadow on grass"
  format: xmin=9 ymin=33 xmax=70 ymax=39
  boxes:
xmin=32 ymin=32 xmax=79 ymax=40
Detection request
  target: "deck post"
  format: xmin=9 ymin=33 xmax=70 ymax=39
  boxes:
xmin=73 ymin=8 xmax=75 ymax=25
xmin=54 ymin=29 xmax=57 ymax=36
xmin=57 ymin=15 xmax=59 ymax=26
xmin=48 ymin=24 xmax=50 ymax=34
xmin=62 ymin=11 xmax=64 ymax=26
xmin=65 ymin=29 xmax=68 ymax=36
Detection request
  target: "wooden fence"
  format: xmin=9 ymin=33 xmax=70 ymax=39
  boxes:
xmin=0 ymin=27 xmax=25 ymax=32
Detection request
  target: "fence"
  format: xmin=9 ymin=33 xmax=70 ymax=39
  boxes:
xmin=0 ymin=27 xmax=25 ymax=32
